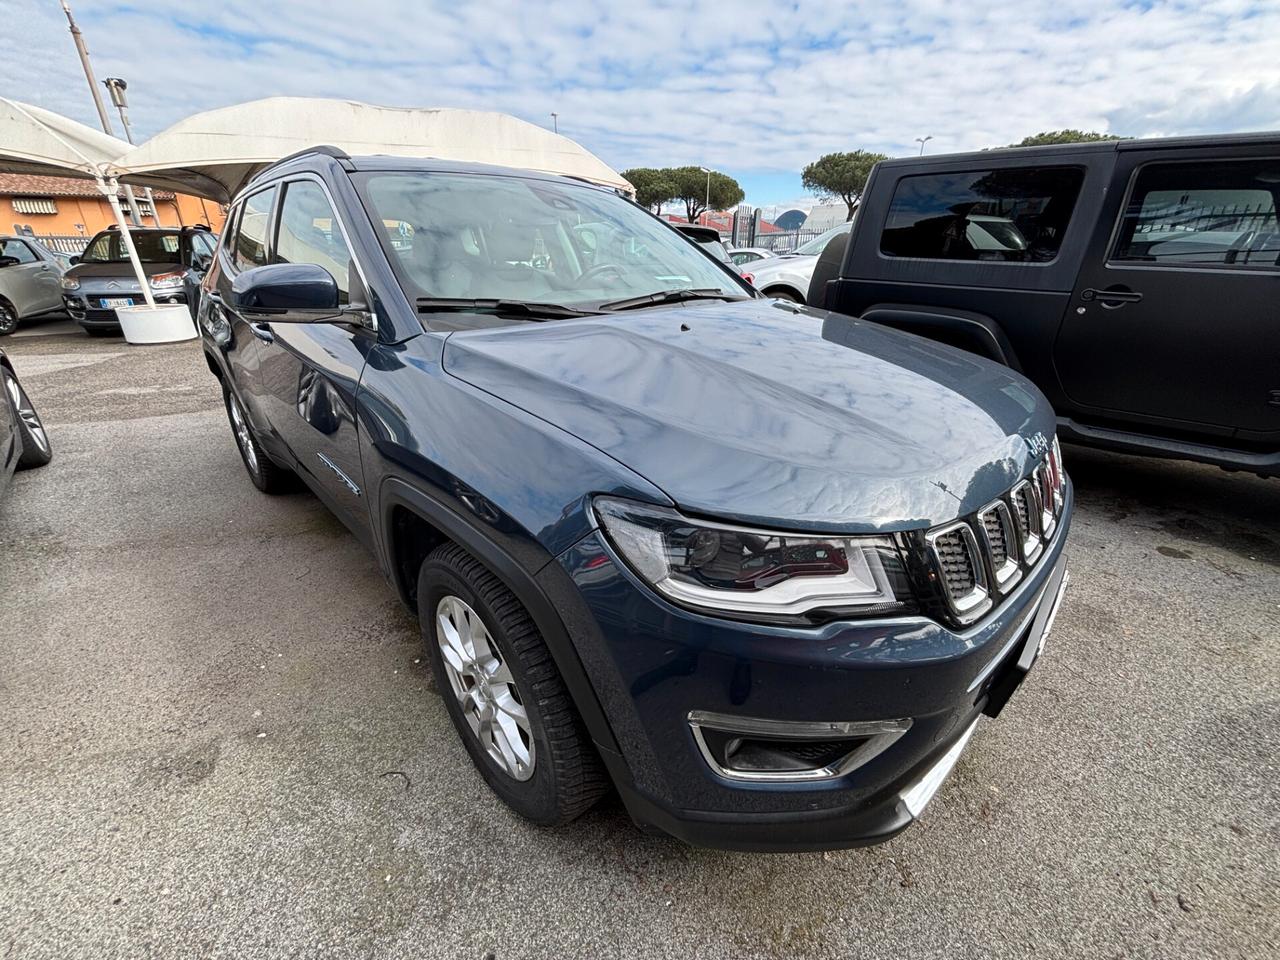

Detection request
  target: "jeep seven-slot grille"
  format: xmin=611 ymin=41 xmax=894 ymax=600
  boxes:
xmin=982 ymin=510 xmax=1009 ymax=569
xmin=933 ymin=528 xmax=978 ymax=597
xmin=926 ymin=453 xmax=1063 ymax=625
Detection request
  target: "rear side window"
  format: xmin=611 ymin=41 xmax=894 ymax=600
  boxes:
xmin=880 ymin=167 xmax=1084 ymax=263
xmin=235 ymin=188 xmax=276 ymax=271
xmin=1111 ymin=159 xmax=1280 ymax=269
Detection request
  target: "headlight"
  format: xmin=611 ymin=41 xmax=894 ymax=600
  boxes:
xmin=149 ymin=271 xmax=185 ymax=290
xmin=60 ymin=276 xmax=80 ymax=291
xmin=593 ymin=497 xmax=912 ymax=623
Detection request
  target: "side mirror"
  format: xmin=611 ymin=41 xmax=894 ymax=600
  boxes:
xmin=230 ymin=263 xmax=340 ymax=320
xmin=69 ymin=255 xmax=80 ymax=265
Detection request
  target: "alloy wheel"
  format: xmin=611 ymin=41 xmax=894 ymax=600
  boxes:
xmin=0 ymin=304 xmax=16 ymax=335
xmin=227 ymin=393 xmax=259 ymax=475
xmin=435 ymin=594 xmax=535 ymax=781
xmin=5 ymin=373 xmax=48 ymax=455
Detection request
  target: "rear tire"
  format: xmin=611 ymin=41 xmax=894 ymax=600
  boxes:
xmin=221 ymin=385 xmax=295 ymax=494
xmin=2 ymin=366 xmax=52 ymax=469
xmin=418 ymin=543 xmax=608 ymax=825
xmin=766 ymin=288 xmax=802 ymax=303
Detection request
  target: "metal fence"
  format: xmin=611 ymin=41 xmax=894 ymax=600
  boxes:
xmin=1133 ymin=201 xmax=1276 ymax=236
xmin=728 ymin=209 xmax=837 ymax=254
xmin=27 ymin=234 xmax=91 ymax=255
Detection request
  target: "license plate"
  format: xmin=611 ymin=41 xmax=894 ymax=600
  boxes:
xmin=100 ymin=297 xmax=135 ymax=308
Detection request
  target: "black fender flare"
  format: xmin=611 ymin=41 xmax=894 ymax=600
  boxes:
xmin=860 ymin=306 xmax=1022 ymax=371
xmin=377 ymin=476 xmax=623 ymax=758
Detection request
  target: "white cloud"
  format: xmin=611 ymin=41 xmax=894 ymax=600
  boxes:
xmin=4 ymin=0 xmax=1279 ymax=205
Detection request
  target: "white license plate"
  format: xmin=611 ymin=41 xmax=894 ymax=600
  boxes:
xmin=100 ymin=297 xmax=135 ymax=308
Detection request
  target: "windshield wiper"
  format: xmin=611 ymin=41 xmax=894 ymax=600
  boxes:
xmin=598 ymin=288 xmax=747 ymax=311
xmin=416 ymin=298 xmax=600 ymax=320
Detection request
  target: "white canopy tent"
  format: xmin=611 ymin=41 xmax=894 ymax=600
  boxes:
xmin=110 ymin=97 xmax=632 ymax=203
xmin=0 ymin=98 xmax=181 ymax=329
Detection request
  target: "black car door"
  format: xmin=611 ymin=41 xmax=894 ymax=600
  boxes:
xmin=253 ymin=177 xmax=374 ymax=543
xmin=1054 ymin=150 xmax=1280 ymax=440
xmin=213 ymin=186 xmax=279 ymax=438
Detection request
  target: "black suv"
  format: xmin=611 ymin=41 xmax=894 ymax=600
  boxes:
xmin=200 ymin=148 xmax=1071 ymax=850
xmin=815 ymin=133 xmax=1280 ymax=477
xmin=61 ymin=225 xmax=218 ymax=334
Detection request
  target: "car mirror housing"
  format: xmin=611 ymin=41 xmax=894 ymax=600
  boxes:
xmin=230 ymin=262 xmax=341 ymax=321
xmin=68 ymin=255 xmax=80 ymax=265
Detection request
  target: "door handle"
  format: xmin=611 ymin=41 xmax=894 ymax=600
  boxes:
xmin=1081 ymin=287 xmax=1143 ymax=305
xmin=249 ymin=321 xmax=274 ymax=343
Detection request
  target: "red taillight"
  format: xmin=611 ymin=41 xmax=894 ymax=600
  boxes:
xmin=742 ymin=272 xmax=754 ymax=286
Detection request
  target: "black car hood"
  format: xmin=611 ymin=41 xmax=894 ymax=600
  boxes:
xmin=442 ymin=299 xmax=1056 ymax=532
xmin=67 ymin=261 xmax=182 ymax=279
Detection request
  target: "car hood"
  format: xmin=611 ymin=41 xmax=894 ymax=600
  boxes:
xmin=67 ymin=261 xmax=183 ymax=280
xmin=442 ymin=300 xmax=1056 ymax=532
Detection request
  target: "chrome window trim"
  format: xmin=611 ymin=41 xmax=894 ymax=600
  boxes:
xmin=977 ymin=499 xmax=1022 ymax=592
xmin=925 ymin=520 xmax=991 ymax=624
xmin=687 ymin=710 xmax=913 ymax=783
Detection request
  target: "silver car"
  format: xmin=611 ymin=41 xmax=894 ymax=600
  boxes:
xmin=0 ymin=236 xmax=67 ymax=336
xmin=746 ymin=221 xmax=852 ymax=303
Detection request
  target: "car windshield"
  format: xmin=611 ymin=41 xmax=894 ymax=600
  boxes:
xmin=80 ymin=231 xmax=182 ymax=264
xmin=357 ymin=172 xmax=745 ymax=310
xmin=792 ymin=221 xmax=853 ymax=256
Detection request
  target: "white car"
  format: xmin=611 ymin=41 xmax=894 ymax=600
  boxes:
xmin=745 ymin=221 xmax=852 ymax=303
xmin=727 ymin=246 xmax=774 ymax=266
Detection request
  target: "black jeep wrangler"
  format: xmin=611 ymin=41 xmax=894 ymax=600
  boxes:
xmin=812 ymin=133 xmax=1280 ymax=477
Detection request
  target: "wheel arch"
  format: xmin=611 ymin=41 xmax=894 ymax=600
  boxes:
xmin=378 ymin=477 xmax=624 ymax=758
xmin=761 ymin=283 xmax=805 ymax=302
xmin=859 ymin=305 xmax=1023 ymax=371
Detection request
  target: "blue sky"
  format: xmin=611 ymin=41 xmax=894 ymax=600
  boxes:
xmin=4 ymin=0 xmax=1279 ymax=210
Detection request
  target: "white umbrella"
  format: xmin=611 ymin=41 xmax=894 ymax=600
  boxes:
xmin=110 ymin=97 xmax=633 ymax=203
xmin=0 ymin=97 xmax=156 ymax=308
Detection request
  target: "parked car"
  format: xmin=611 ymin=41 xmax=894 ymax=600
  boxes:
xmin=1 ymin=346 xmax=52 ymax=501
xmin=746 ymin=221 xmax=853 ymax=301
xmin=61 ymin=225 xmax=217 ymax=335
xmin=0 ymin=235 xmax=68 ymax=336
xmin=820 ymin=133 xmax=1280 ymax=477
xmin=728 ymin=246 xmax=774 ymax=266
xmin=201 ymin=149 xmax=1071 ymax=851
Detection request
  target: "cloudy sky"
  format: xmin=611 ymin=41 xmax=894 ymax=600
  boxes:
xmin=4 ymin=0 xmax=1279 ymax=208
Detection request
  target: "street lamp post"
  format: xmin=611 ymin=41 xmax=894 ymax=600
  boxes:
xmin=915 ymin=135 xmax=933 ymax=156
xmin=698 ymin=166 xmax=711 ymax=225
xmin=550 ymin=112 xmax=558 ymax=134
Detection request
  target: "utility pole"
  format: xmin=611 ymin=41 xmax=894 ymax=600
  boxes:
xmin=60 ymin=0 xmax=144 ymax=226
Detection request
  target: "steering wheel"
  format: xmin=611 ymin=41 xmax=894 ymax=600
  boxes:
xmin=576 ymin=262 xmax=624 ymax=286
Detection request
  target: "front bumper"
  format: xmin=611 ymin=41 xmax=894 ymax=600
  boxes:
xmin=551 ymin=485 xmax=1072 ymax=851
xmin=63 ymin=290 xmax=187 ymax=327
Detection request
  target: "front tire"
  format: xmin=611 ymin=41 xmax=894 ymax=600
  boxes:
xmin=221 ymin=385 xmax=295 ymax=494
xmin=765 ymin=288 xmax=803 ymax=303
xmin=2 ymin=366 xmax=52 ymax=469
xmin=418 ymin=543 xmax=608 ymax=825
xmin=0 ymin=301 xmax=18 ymax=336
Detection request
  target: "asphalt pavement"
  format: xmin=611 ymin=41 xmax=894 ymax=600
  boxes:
xmin=0 ymin=331 xmax=1276 ymax=959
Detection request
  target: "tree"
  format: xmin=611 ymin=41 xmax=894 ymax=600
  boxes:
xmin=1010 ymin=130 xmax=1126 ymax=147
xmin=801 ymin=151 xmax=888 ymax=221
xmin=621 ymin=167 xmax=676 ymax=212
xmin=667 ymin=166 xmax=745 ymax=224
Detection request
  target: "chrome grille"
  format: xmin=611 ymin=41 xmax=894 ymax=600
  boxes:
xmin=926 ymin=451 xmax=1064 ymax=625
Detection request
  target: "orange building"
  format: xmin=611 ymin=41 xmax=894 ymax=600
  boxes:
xmin=0 ymin=173 xmax=226 ymax=247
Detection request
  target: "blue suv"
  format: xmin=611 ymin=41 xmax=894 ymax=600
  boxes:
xmin=199 ymin=147 xmax=1071 ymax=850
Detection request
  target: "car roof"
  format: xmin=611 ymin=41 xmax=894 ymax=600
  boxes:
xmin=252 ymin=150 xmax=621 ymax=199
xmin=876 ymin=129 xmax=1280 ymax=170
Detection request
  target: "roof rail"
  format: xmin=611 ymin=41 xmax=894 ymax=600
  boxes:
xmin=258 ymin=144 xmax=351 ymax=176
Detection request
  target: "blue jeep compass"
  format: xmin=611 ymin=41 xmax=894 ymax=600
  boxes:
xmin=200 ymin=147 xmax=1071 ymax=851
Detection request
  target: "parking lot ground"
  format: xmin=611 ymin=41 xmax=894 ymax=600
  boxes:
xmin=1 ymin=332 xmax=1277 ymax=960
